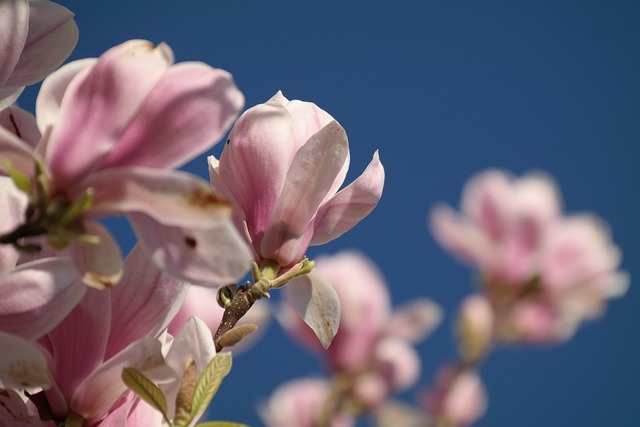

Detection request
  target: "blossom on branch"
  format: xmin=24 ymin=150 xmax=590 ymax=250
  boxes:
xmin=279 ymin=251 xmax=441 ymax=418
xmin=0 ymin=40 xmax=253 ymax=287
xmin=209 ymin=91 xmax=385 ymax=268
xmin=430 ymin=169 xmax=628 ymax=343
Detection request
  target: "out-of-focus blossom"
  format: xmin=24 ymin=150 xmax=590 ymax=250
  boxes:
xmin=0 ymin=40 xmax=252 ymax=287
xmin=0 ymin=246 xmax=186 ymax=426
xmin=259 ymin=378 xmax=355 ymax=427
xmin=430 ymin=169 xmax=628 ymax=343
xmin=422 ymin=366 xmax=487 ymax=427
xmin=167 ymin=284 xmax=270 ymax=353
xmin=209 ymin=91 xmax=385 ymax=268
xmin=0 ymin=0 xmax=78 ymax=109
xmin=280 ymin=251 xmax=441 ymax=406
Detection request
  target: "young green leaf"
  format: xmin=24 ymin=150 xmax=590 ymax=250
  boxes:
xmin=186 ymin=353 xmax=233 ymax=426
xmin=121 ymin=367 xmax=172 ymax=425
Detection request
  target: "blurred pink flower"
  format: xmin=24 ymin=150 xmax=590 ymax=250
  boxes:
xmin=431 ymin=169 xmax=628 ymax=343
xmin=280 ymin=251 xmax=441 ymax=403
xmin=259 ymin=378 xmax=354 ymax=427
xmin=0 ymin=40 xmax=252 ymax=287
xmin=0 ymin=0 xmax=78 ymax=108
xmin=422 ymin=366 xmax=487 ymax=427
xmin=209 ymin=91 xmax=385 ymax=268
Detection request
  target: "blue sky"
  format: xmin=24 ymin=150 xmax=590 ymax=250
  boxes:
xmin=22 ymin=1 xmax=640 ymax=426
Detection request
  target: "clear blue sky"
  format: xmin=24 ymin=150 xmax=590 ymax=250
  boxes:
xmin=22 ymin=1 xmax=640 ymax=426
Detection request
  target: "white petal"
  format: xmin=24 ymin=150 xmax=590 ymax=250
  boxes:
xmin=0 ymin=332 xmax=50 ymax=389
xmin=287 ymin=270 xmax=341 ymax=349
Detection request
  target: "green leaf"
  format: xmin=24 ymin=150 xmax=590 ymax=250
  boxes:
xmin=121 ymin=367 xmax=172 ymax=425
xmin=196 ymin=422 xmax=248 ymax=427
xmin=186 ymin=353 xmax=233 ymax=426
xmin=1 ymin=159 xmax=32 ymax=195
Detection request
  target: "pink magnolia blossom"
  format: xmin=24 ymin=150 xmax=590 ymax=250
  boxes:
xmin=280 ymin=251 xmax=441 ymax=405
xmin=0 ymin=0 xmax=78 ymax=108
xmin=1 ymin=245 xmax=188 ymax=426
xmin=430 ymin=170 xmax=562 ymax=287
xmin=259 ymin=378 xmax=355 ymax=427
xmin=209 ymin=91 xmax=385 ymax=268
xmin=430 ymin=169 xmax=628 ymax=343
xmin=0 ymin=40 xmax=253 ymax=287
xmin=422 ymin=366 xmax=487 ymax=427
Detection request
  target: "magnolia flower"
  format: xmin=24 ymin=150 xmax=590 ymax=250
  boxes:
xmin=0 ymin=0 xmax=78 ymax=108
xmin=259 ymin=378 xmax=355 ymax=427
xmin=280 ymin=251 xmax=441 ymax=405
xmin=0 ymin=246 xmax=187 ymax=426
xmin=209 ymin=91 xmax=385 ymax=268
xmin=430 ymin=169 xmax=628 ymax=343
xmin=422 ymin=366 xmax=487 ymax=427
xmin=0 ymin=40 xmax=252 ymax=287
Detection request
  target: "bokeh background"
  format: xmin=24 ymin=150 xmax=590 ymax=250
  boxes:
xmin=19 ymin=1 xmax=640 ymax=426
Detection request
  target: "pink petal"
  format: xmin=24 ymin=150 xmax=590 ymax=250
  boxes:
xmin=128 ymin=212 xmax=253 ymax=285
xmin=385 ymin=298 xmax=442 ymax=343
xmin=429 ymin=204 xmax=492 ymax=267
xmin=259 ymin=378 xmax=355 ymax=427
xmin=313 ymin=251 xmax=391 ymax=370
xmin=0 ymin=258 xmax=84 ymax=340
xmin=374 ymin=337 xmax=421 ymax=391
xmin=217 ymin=92 xmax=297 ymax=249
xmin=0 ymin=126 xmax=35 ymax=177
xmin=165 ymin=316 xmax=217 ymax=375
xmin=69 ymin=221 xmax=123 ymax=289
xmin=84 ymin=167 xmax=232 ymax=229
xmin=311 ymin=150 xmax=385 ymax=245
xmin=35 ymin=58 xmax=94 ymax=137
xmin=287 ymin=269 xmax=341 ymax=349
xmin=102 ymin=393 xmax=163 ymax=427
xmin=0 ymin=176 xmax=27 ymax=275
xmin=45 ymin=40 xmax=173 ymax=185
xmin=99 ymin=62 xmax=243 ymax=169
xmin=46 ymin=287 xmax=111 ymax=402
xmin=0 ymin=331 xmax=50 ymax=389
xmin=0 ymin=387 xmax=50 ymax=426
xmin=0 ymin=0 xmax=28 ymax=87
xmin=71 ymin=337 xmax=173 ymax=424
xmin=0 ymin=106 xmax=40 ymax=148
xmin=461 ymin=170 xmax=512 ymax=241
xmin=262 ymin=121 xmax=348 ymax=265
xmin=0 ymin=86 xmax=23 ymax=110
xmin=105 ymin=245 xmax=188 ymax=359
xmin=5 ymin=0 xmax=78 ymax=87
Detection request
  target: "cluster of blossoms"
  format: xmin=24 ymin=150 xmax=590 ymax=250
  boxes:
xmin=0 ymin=2 xmax=628 ymax=427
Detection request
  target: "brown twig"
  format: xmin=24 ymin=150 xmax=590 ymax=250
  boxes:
xmin=213 ymin=286 xmax=257 ymax=352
